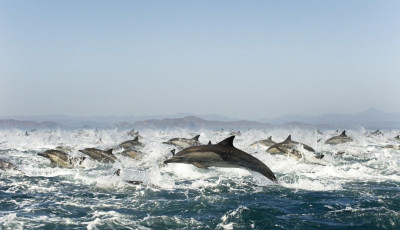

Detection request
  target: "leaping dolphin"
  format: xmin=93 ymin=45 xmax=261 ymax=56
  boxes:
xmin=38 ymin=150 xmax=86 ymax=168
xmin=324 ymin=131 xmax=353 ymax=145
xmin=164 ymin=136 xmax=277 ymax=183
xmin=266 ymin=135 xmax=315 ymax=159
xmin=369 ymin=129 xmax=384 ymax=137
xmin=163 ymin=135 xmax=202 ymax=149
xmin=79 ymin=148 xmax=117 ymax=163
xmin=119 ymin=136 xmax=144 ymax=149
xmin=250 ymin=136 xmax=276 ymax=148
xmin=392 ymin=135 xmax=400 ymax=142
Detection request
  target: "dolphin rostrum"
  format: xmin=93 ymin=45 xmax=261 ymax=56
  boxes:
xmin=164 ymin=136 xmax=277 ymax=182
xmin=119 ymin=136 xmax=144 ymax=149
xmin=163 ymin=135 xmax=202 ymax=149
xmin=79 ymin=148 xmax=117 ymax=163
xmin=250 ymin=136 xmax=276 ymax=148
xmin=266 ymin=135 xmax=315 ymax=159
xmin=38 ymin=150 xmax=86 ymax=168
xmin=324 ymin=131 xmax=353 ymax=145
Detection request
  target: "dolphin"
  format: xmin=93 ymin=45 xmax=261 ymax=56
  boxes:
xmin=228 ymin=131 xmax=241 ymax=136
xmin=127 ymin=129 xmax=143 ymax=139
xmin=79 ymin=148 xmax=117 ymax=163
xmin=120 ymin=149 xmax=143 ymax=159
xmin=164 ymin=136 xmax=277 ymax=182
xmin=250 ymin=136 xmax=276 ymax=148
xmin=324 ymin=131 xmax=353 ymax=145
xmin=266 ymin=135 xmax=315 ymax=159
xmin=383 ymin=144 xmax=400 ymax=150
xmin=0 ymin=159 xmax=19 ymax=172
xmin=392 ymin=135 xmax=400 ymax=142
xmin=119 ymin=136 xmax=144 ymax=149
xmin=38 ymin=150 xmax=86 ymax=168
xmin=163 ymin=135 xmax=202 ymax=149
xmin=369 ymin=129 xmax=384 ymax=136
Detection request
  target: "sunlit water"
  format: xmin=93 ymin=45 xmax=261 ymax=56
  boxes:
xmin=1 ymin=128 xmax=399 ymax=229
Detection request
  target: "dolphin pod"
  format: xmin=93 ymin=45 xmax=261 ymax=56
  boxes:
xmin=4 ymin=128 xmax=400 ymax=187
xmin=164 ymin=136 xmax=277 ymax=183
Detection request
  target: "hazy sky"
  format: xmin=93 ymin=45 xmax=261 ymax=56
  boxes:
xmin=1 ymin=1 xmax=399 ymax=119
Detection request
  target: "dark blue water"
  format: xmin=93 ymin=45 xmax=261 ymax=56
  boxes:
xmin=1 ymin=129 xmax=399 ymax=229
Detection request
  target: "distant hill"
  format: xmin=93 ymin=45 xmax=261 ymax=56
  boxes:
xmin=133 ymin=116 xmax=272 ymax=129
xmin=260 ymin=108 xmax=400 ymax=129
xmin=0 ymin=119 xmax=61 ymax=129
xmin=132 ymin=116 xmax=329 ymax=130
xmin=1 ymin=113 xmax=235 ymax=128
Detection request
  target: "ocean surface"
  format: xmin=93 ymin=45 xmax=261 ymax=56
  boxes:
xmin=1 ymin=128 xmax=399 ymax=229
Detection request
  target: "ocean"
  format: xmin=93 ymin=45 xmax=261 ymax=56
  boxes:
xmin=1 ymin=128 xmax=399 ymax=229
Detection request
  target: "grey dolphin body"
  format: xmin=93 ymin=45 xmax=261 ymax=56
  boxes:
xmin=38 ymin=150 xmax=86 ymax=168
xmin=266 ymin=135 xmax=315 ymax=159
xmin=0 ymin=159 xmax=19 ymax=171
xmin=228 ymin=131 xmax=241 ymax=136
xmin=163 ymin=135 xmax=202 ymax=149
xmin=324 ymin=131 xmax=353 ymax=145
xmin=383 ymin=144 xmax=400 ymax=150
xmin=79 ymin=148 xmax=117 ymax=163
xmin=392 ymin=135 xmax=400 ymax=142
xmin=250 ymin=136 xmax=276 ymax=148
xmin=119 ymin=136 xmax=144 ymax=149
xmin=120 ymin=149 xmax=143 ymax=159
xmin=369 ymin=129 xmax=384 ymax=136
xmin=164 ymin=136 xmax=277 ymax=182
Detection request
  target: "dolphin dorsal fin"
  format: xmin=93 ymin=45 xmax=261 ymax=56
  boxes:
xmin=133 ymin=136 xmax=139 ymax=142
xmin=105 ymin=149 xmax=113 ymax=155
xmin=171 ymin=149 xmax=175 ymax=156
xmin=340 ymin=131 xmax=346 ymax=136
xmin=396 ymin=135 xmax=400 ymax=139
xmin=192 ymin=135 xmax=200 ymax=141
xmin=268 ymin=136 xmax=272 ymax=140
xmin=284 ymin=135 xmax=291 ymax=142
xmin=208 ymin=141 xmax=212 ymax=145
xmin=218 ymin=136 xmax=235 ymax=147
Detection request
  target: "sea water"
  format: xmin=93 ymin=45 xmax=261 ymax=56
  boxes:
xmin=0 ymin=128 xmax=399 ymax=229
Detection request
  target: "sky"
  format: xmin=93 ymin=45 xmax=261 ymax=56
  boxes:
xmin=0 ymin=0 xmax=399 ymax=120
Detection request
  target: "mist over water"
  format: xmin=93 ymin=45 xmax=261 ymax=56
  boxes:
xmin=1 ymin=128 xmax=400 ymax=229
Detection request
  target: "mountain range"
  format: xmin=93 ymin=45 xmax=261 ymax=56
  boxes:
xmin=0 ymin=108 xmax=399 ymax=129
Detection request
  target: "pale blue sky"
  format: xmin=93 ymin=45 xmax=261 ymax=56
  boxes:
xmin=0 ymin=0 xmax=399 ymax=119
